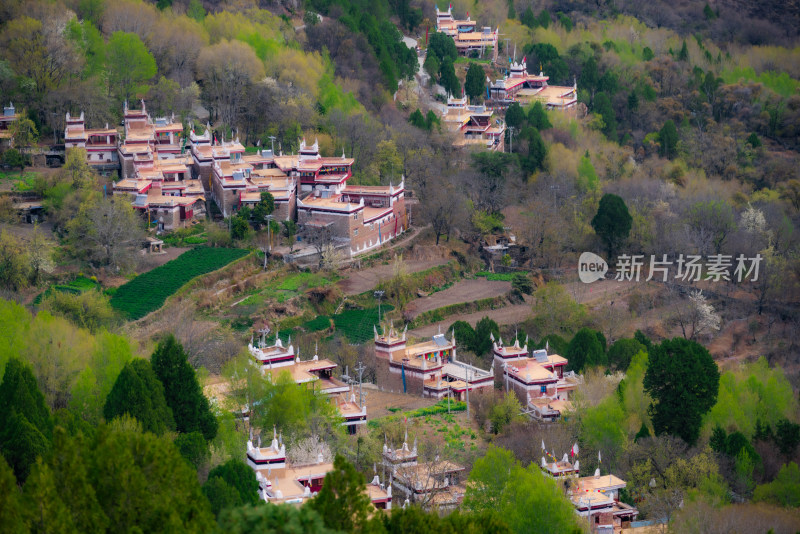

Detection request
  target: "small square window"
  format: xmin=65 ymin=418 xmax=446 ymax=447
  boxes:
xmin=354 ymin=229 xmax=358 ymax=236
xmin=540 ymin=385 xmax=547 ymax=393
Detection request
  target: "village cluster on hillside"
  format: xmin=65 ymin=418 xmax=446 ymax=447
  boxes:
xmin=2 ymin=0 xmax=800 ymax=532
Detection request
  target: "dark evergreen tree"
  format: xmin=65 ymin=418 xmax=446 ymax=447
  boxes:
xmin=252 ymin=192 xmax=275 ymax=226
xmin=90 ymin=417 xmax=214 ymax=532
xmin=0 ymin=412 xmax=50 ymax=483
xmin=520 ymin=7 xmax=536 ymax=28
xmin=775 ymin=419 xmax=800 ymax=456
xmin=0 ymin=455 xmax=27 ymax=532
xmin=566 ymin=328 xmax=606 ymax=372
xmin=309 ymin=455 xmax=373 ymax=533
xmin=0 ymin=358 xmax=52 ymax=482
xmin=0 ymin=358 xmax=52 ymax=439
xmin=427 ymin=31 xmax=457 ymax=64
xmin=27 ymin=428 xmax=108 ymax=534
xmin=424 ymin=110 xmax=439 ymax=131
xmin=643 ymin=338 xmax=720 ymax=445
xmin=439 ymin=58 xmax=461 ymax=96
xmin=219 ymin=503 xmax=334 ymax=534
xmin=423 ymin=51 xmax=440 ymax=79
xmin=202 ymin=476 xmax=242 ymax=518
xmin=528 ymin=101 xmax=551 ymax=130
xmin=591 ymin=193 xmax=632 ymax=258
xmin=474 ymin=316 xmax=501 ymax=356
xmin=521 ymin=126 xmax=547 ymax=174
xmin=634 ymin=422 xmax=651 ymax=443
xmin=511 ymin=273 xmax=534 ymax=295
xmin=103 ymin=359 xmax=175 ymax=435
xmin=504 ymin=102 xmax=526 ymax=131
xmin=465 ymin=62 xmax=486 ymax=101
xmin=537 ymin=10 xmax=551 ymax=28
xmin=207 ymin=458 xmax=259 ymax=506
xmin=594 ymin=91 xmax=617 ymax=141
xmin=450 ymin=320 xmax=476 ymax=354
xmin=627 ymin=91 xmax=639 ymax=112
xmin=677 ymin=40 xmax=689 ymax=61
xmin=409 ymin=108 xmax=426 ymax=130
xmin=581 ymin=56 xmax=599 ymax=104
xmin=151 ymin=335 xmax=218 ymax=441
xmin=174 ymin=431 xmax=209 ymax=469
xmin=753 ymin=418 xmax=774 ymax=442
xmin=634 ymin=330 xmax=653 ymax=351
xmin=659 ymin=119 xmax=679 ymax=159
xmin=523 ymin=43 xmax=568 ymax=85
xmin=747 ymin=132 xmax=761 ymax=148
xmin=607 ymin=338 xmax=646 ymax=371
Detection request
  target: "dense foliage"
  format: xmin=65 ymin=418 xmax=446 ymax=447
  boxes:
xmin=644 ymin=338 xmax=720 ymax=445
xmin=151 ymin=335 xmax=218 ymax=441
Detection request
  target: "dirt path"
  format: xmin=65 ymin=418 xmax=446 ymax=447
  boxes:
xmin=408 ymin=279 xmax=511 ymax=318
xmin=338 ymin=257 xmax=449 ymax=296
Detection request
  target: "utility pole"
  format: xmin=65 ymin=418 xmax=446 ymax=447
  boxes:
xmin=466 ymin=369 xmax=471 ymax=418
xmin=355 ymin=361 xmax=366 ymax=408
xmin=374 ymin=290 xmax=385 ymax=325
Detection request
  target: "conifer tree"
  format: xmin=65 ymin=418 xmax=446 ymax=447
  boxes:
xmin=0 ymin=455 xmax=27 ymax=532
xmin=566 ymin=328 xmax=607 ymax=372
xmin=151 ymin=335 xmax=217 ymax=441
xmin=465 ymin=62 xmax=486 ymax=101
xmin=591 ymin=193 xmax=632 ymax=258
xmin=206 ymin=459 xmax=259 ymax=506
xmin=309 ymin=455 xmax=373 ymax=533
xmin=0 ymin=358 xmax=52 ymax=482
xmin=644 ymin=338 xmax=720 ymax=445
xmin=103 ymin=359 xmax=175 ymax=435
xmin=528 ymin=101 xmax=551 ymax=130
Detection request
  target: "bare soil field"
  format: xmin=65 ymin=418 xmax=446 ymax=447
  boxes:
xmin=410 ymin=301 xmax=532 ymax=338
xmin=338 ymin=258 xmax=450 ymax=295
xmin=363 ymin=386 xmax=438 ymax=419
xmin=407 ymin=279 xmax=511 ymax=319
xmin=410 ymin=278 xmax=636 ymax=338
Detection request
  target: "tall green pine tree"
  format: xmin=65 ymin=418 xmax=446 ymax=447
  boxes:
xmin=151 ymin=335 xmax=218 ymax=441
xmin=103 ymin=359 xmax=175 ymax=435
xmin=0 ymin=358 xmax=52 ymax=482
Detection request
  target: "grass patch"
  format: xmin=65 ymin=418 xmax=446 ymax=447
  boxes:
xmin=475 ymin=271 xmax=515 ymax=281
xmin=33 ymin=275 xmax=101 ymax=305
xmin=238 ymin=270 xmax=338 ymax=308
xmin=304 ymin=315 xmax=332 ymax=332
xmin=406 ymin=399 xmax=466 ymax=417
xmin=277 ymin=272 xmax=331 ymax=291
xmin=111 ymin=247 xmax=249 ymax=320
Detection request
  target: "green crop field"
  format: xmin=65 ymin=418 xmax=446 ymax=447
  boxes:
xmin=110 ymin=247 xmax=249 ymax=320
xmin=301 ymin=305 xmax=394 ymax=344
